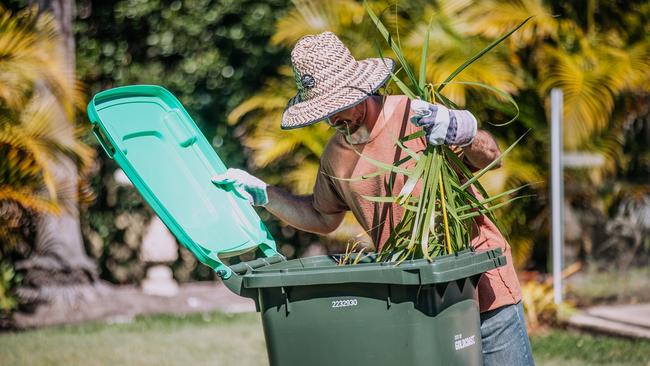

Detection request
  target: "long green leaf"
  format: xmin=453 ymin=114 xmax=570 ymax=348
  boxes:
xmin=456 ymin=184 xmax=531 ymax=212
xmin=395 ymin=155 xmax=413 ymax=167
xmin=418 ymin=20 xmax=431 ymax=92
xmin=442 ymin=146 xmax=495 ymax=211
xmin=326 ymin=169 xmax=388 ymax=182
xmin=399 ymin=130 xmax=425 ymax=142
xmin=458 ymin=195 xmax=534 ymax=220
xmin=405 ymin=151 xmax=436 ymax=251
xmin=364 ymin=1 xmax=420 ymax=94
xmin=452 ymin=181 xmax=500 ymax=230
xmin=395 ymin=138 xmax=421 ymax=162
xmin=460 ymin=131 xmax=530 ymax=190
xmin=404 ymin=204 xmax=419 ymax=212
xmin=376 ymin=46 xmax=418 ymax=99
xmin=433 ymin=88 xmax=459 ymax=109
xmin=390 ymin=71 xmax=418 ymax=99
xmin=437 ymin=16 xmax=532 ymax=93
xmin=443 ymin=151 xmax=501 ymax=228
xmin=360 ymin=195 xmax=399 ymax=203
xmin=419 ymin=150 xmax=441 ymax=258
xmin=419 ymin=152 xmax=437 ymax=257
xmin=397 ymin=155 xmax=426 ymax=202
xmin=442 ymin=161 xmax=465 ymax=249
xmin=352 ymin=147 xmax=413 ymax=175
xmin=435 ymin=81 xmax=519 ymax=126
xmin=362 ymin=195 xmax=420 ymax=204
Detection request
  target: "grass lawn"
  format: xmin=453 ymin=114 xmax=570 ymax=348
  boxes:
xmin=567 ymin=267 xmax=650 ymax=306
xmin=1 ymin=311 xmax=649 ymax=366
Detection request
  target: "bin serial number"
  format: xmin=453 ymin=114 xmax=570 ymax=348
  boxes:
xmin=331 ymin=299 xmax=358 ymax=308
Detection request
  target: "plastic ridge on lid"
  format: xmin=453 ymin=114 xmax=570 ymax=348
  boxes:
xmin=87 ymin=85 xmax=279 ymax=278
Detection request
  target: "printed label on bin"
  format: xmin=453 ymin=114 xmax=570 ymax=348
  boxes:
xmin=454 ymin=333 xmax=477 ymax=351
xmin=331 ymin=298 xmax=359 ymax=309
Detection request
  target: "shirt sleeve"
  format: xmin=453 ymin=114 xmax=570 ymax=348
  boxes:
xmin=312 ymin=159 xmax=349 ymax=215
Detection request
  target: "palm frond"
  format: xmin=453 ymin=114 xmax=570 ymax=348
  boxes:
xmin=273 ymin=0 xmax=366 ymax=47
xmin=0 ymin=187 xmax=59 ymax=214
xmin=538 ymin=43 xmax=618 ymax=148
xmin=286 ymin=160 xmax=321 ymax=194
xmin=0 ymin=6 xmax=73 ymax=111
xmin=463 ymin=0 xmax=558 ymax=45
xmin=0 ymin=6 xmax=93 ymax=216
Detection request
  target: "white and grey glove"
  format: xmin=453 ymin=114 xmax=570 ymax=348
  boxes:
xmin=211 ymin=168 xmax=268 ymax=206
xmin=410 ymin=100 xmax=477 ymax=147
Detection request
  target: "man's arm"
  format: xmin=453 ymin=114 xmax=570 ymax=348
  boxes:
xmin=211 ymin=168 xmax=345 ymax=234
xmin=462 ymin=129 xmax=502 ymax=170
xmin=264 ymin=186 xmax=345 ymax=235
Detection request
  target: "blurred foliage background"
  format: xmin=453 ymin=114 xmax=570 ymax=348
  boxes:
xmin=1 ymin=0 xmax=649 ymax=320
xmin=73 ymin=0 xmax=299 ymax=284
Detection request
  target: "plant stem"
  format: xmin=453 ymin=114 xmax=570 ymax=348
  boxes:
xmin=438 ymin=167 xmax=452 ymax=254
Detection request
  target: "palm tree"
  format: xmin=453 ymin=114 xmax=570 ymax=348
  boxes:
xmin=464 ymin=0 xmax=650 ymax=266
xmin=0 ymin=4 xmax=97 ymax=309
xmin=465 ymin=0 xmax=650 ymax=154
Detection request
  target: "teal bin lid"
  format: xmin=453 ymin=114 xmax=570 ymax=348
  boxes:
xmin=87 ymin=85 xmax=278 ymax=278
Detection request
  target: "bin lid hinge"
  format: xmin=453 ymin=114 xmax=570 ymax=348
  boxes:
xmin=415 ymin=284 xmax=423 ymax=305
xmin=386 ymin=285 xmax=392 ymax=309
xmin=281 ymin=286 xmax=291 ymax=316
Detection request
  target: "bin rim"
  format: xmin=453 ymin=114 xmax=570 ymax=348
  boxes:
xmin=241 ymin=248 xmax=505 ymax=288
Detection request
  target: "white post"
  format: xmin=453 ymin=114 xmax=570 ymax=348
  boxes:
xmin=550 ymin=88 xmax=564 ymax=304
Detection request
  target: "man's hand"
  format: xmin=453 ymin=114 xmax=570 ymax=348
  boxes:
xmin=410 ymin=100 xmax=477 ymax=147
xmin=211 ymin=168 xmax=268 ymax=206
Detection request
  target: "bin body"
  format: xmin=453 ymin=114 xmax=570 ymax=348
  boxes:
xmin=242 ymin=250 xmax=506 ymax=366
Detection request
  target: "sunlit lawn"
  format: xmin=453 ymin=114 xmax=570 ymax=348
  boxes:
xmin=1 ymin=311 xmax=649 ymax=366
xmin=567 ymin=267 xmax=650 ymax=306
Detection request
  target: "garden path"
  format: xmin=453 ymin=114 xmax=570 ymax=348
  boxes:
xmin=11 ymin=281 xmax=255 ymax=329
xmin=568 ymin=303 xmax=650 ymax=340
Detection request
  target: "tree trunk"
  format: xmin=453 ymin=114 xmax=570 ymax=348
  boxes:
xmin=16 ymin=0 xmax=100 ymax=308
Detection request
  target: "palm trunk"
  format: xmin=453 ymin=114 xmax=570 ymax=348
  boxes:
xmin=16 ymin=0 xmax=99 ymax=307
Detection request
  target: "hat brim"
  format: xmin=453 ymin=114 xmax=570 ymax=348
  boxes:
xmin=281 ymin=58 xmax=395 ymax=130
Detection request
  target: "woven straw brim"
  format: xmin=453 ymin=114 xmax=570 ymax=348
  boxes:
xmin=281 ymin=58 xmax=395 ymax=130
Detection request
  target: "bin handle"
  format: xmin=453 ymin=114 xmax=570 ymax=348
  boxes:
xmin=210 ymin=246 xmax=285 ymax=299
xmin=228 ymin=254 xmax=285 ymax=275
xmin=92 ymin=125 xmax=116 ymax=158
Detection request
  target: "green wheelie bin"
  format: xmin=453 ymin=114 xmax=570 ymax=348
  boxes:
xmin=88 ymin=85 xmax=506 ymax=366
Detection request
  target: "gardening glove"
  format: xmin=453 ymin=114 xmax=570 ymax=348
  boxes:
xmin=211 ymin=168 xmax=268 ymax=206
xmin=410 ymin=100 xmax=477 ymax=147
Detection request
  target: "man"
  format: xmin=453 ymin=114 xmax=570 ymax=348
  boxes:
xmin=213 ymin=32 xmax=535 ymax=365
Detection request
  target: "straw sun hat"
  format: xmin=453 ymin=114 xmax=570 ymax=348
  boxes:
xmin=281 ymin=32 xmax=395 ymax=130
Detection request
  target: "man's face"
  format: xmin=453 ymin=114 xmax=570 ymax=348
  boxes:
xmin=326 ymin=101 xmax=366 ymax=135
